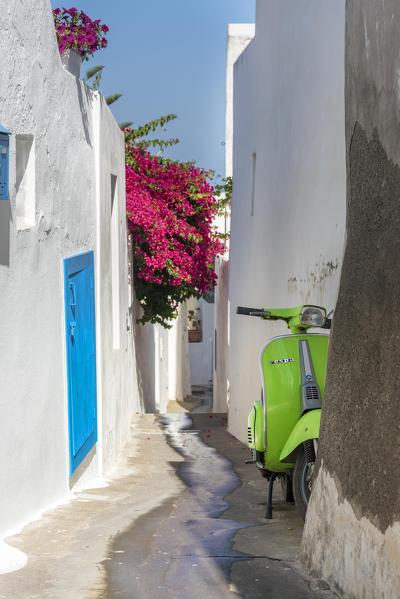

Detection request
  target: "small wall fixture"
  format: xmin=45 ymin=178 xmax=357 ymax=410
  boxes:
xmin=0 ymin=125 xmax=11 ymax=200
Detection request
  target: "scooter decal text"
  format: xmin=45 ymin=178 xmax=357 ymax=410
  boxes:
xmin=269 ymin=358 xmax=295 ymax=365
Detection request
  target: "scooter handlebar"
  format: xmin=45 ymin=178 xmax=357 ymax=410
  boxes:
xmin=236 ymin=306 xmax=270 ymax=317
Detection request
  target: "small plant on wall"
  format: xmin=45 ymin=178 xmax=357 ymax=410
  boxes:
xmin=53 ymin=7 xmax=109 ymax=60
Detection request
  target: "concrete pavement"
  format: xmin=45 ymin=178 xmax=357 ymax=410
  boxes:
xmin=0 ymin=404 xmax=337 ymax=598
xmin=191 ymin=412 xmax=336 ymax=598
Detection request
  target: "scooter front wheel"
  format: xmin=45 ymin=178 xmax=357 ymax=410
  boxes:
xmin=293 ymin=444 xmax=315 ymax=520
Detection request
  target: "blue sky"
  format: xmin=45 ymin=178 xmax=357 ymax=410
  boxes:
xmin=50 ymin=1 xmax=255 ymax=176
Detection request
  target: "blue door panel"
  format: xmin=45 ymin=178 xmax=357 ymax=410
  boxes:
xmin=64 ymin=252 xmax=97 ymax=475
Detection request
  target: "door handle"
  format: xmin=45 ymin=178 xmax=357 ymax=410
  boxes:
xmin=70 ymin=321 xmax=76 ymax=341
xmin=70 ymin=282 xmax=76 ymax=310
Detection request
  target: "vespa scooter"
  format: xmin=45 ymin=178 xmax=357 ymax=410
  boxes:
xmin=237 ymin=305 xmax=331 ymax=520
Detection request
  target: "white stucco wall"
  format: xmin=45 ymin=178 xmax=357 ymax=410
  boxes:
xmin=303 ymin=462 xmax=400 ymax=598
xmin=213 ymin=256 xmax=229 ymax=413
xmin=0 ymin=0 xmax=139 ymax=538
xmin=214 ymin=24 xmax=254 ymax=413
xmin=188 ymin=298 xmax=214 ymax=385
xmin=225 ymin=24 xmax=255 ymax=179
xmin=133 ymin=303 xmax=190 ymax=414
xmin=227 ymin=0 xmax=346 ymax=442
xmin=94 ymin=95 xmax=140 ymax=474
xmin=168 ymin=304 xmax=191 ymax=404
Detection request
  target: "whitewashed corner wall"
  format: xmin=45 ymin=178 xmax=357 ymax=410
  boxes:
xmin=171 ymin=303 xmax=191 ymax=403
xmin=133 ymin=303 xmax=191 ymax=414
xmin=227 ymin=0 xmax=346 ymax=443
xmin=213 ymin=255 xmax=229 ymax=413
xmin=94 ymin=93 xmax=141 ymax=475
xmin=225 ymin=24 xmax=256 ymax=179
xmin=0 ymin=0 xmax=140 ymax=538
xmin=214 ymin=24 xmax=254 ymax=413
xmin=188 ymin=298 xmax=214 ymax=385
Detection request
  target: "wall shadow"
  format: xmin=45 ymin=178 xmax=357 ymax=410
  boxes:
xmin=75 ymin=78 xmax=93 ymax=148
xmin=131 ymin=304 xmax=156 ymax=413
xmin=0 ymin=200 xmax=11 ymax=266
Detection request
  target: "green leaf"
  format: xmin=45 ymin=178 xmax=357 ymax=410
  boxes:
xmin=106 ymin=93 xmax=122 ymax=106
xmin=85 ymin=65 xmax=104 ymax=81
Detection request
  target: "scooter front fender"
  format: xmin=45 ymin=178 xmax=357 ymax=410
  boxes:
xmin=279 ymin=410 xmax=321 ymax=463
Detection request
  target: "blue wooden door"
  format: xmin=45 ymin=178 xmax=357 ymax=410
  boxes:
xmin=64 ymin=251 xmax=97 ymax=475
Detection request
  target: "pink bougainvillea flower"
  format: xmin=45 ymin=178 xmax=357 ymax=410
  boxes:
xmin=53 ymin=7 xmax=109 ymax=60
xmin=125 ymin=141 xmax=224 ymax=326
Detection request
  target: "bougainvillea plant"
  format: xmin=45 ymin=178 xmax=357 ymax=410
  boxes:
xmin=53 ymin=7 xmax=108 ymax=60
xmin=124 ymin=116 xmax=228 ymax=328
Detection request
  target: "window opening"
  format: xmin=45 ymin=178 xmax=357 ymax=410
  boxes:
xmin=16 ymin=135 xmax=35 ymax=229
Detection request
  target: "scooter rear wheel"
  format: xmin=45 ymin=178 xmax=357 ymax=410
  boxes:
xmin=293 ymin=445 xmax=314 ymax=520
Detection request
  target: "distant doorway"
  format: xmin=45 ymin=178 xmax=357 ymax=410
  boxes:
xmin=64 ymin=251 xmax=97 ymax=475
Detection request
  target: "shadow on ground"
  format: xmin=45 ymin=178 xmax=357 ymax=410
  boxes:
xmin=102 ymin=412 xmax=336 ymax=599
xmin=0 ymin=403 xmax=336 ymax=598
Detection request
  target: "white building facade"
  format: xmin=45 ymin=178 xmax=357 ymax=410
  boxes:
xmin=187 ymin=297 xmax=214 ymax=386
xmin=0 ymin=0 xmax=141 ymax=540
xmin=227 ymin=1 xmax=347 ymax=442
xmin=213 ymin=24 xmax=255 ymax=413
xmin=133 ymin=307 xmax=190 ymax=414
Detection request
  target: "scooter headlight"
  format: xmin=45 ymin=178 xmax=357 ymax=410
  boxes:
xmin=300 ymin=306 xmax=326 ymax=327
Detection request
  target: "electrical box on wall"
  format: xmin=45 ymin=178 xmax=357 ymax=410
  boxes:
xmin=0 ymin=125 xmax=11 ymax=200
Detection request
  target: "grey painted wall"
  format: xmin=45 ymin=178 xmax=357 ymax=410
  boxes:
xmin=303 ymin=2 xmax=400 ymax=596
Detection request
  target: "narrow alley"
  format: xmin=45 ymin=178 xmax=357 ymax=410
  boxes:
xmin=4 ymin=1 xmax=400 ymax=596
xmin=0 ymin=392 xmax=336 ymax=599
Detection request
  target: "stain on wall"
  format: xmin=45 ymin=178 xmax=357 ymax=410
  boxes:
xmin=287 ymin=257 xmax=339 ymax=304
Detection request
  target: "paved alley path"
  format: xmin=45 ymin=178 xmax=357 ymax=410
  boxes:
xmin=0 ymin=411 xmax=337 ymax=599
xmin=102 ymin=413 xmax=247 ymax=597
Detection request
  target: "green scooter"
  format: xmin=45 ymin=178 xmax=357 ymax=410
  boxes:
xmin=237 ymin=305 xmax=331 ymax=520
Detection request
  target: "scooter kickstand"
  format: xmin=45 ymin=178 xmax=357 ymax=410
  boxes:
xmin=265 ymin=472 xmax=279 ymax=519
